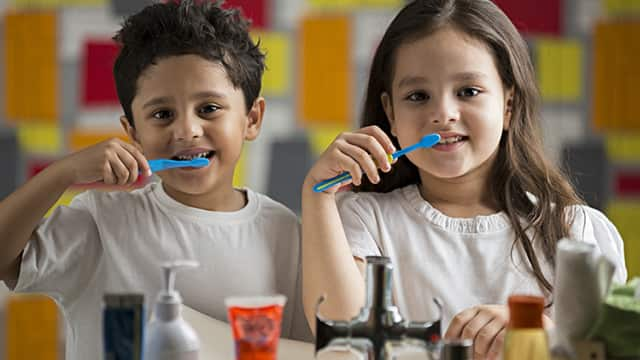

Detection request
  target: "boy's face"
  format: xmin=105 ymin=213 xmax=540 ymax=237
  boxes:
xmin=122 ymin=54 xmax=264 ymax=206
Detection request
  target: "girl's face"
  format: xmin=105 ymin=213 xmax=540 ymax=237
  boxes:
xmin=382 ymin=27 xmax=512 ymax=182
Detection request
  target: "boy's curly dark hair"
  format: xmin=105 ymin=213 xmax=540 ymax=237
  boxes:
xmin=113 ymin=0 xmax=265 ymax=126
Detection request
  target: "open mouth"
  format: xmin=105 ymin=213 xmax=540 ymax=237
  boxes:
xmin=171 ymin=151 xmax=215 ymax=161
xmin=437 ymin=136 xmax=468 ymax=145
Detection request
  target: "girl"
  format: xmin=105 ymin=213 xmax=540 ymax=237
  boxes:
xmin=302 ymin=0 xmax=627 ymax=359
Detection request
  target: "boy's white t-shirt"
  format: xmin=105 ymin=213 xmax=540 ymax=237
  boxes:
xmin=11 ymin=182 xmax=312 ymax=359
xmin=337 ymin=185 xmax=628 ymax=329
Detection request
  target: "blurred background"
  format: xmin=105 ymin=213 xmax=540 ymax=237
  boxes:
xmin=0 ymin=0 xmax=638 ymax=305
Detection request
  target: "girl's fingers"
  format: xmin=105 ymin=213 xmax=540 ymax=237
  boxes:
xmin=460 ymin=310 xmax=493 ymax=342
xmin=487 ymin=327 xmax=506 ymax=359
xmin=445 ymin=307 xmax=479 ymax=339
xmin=473 ymin=317 xmax=505 ymax=357
xmin=335 ymin=152 xmax=363 ymax=186
xmin=337 ymin=141 xmax=380 ymax=184
xmin=360 ymin=125 xmax=396 ymax=154
xmin=342 ymin=132 xmax=392 ymax=172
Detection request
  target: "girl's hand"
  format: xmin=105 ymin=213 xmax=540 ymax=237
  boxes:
xmin=304 ymin=126 xmax=396 ymax=194
xmin=445 ymin=305 xmax=552 ymax=360
xmin=60 ymin=138 xmax=151 ymax=186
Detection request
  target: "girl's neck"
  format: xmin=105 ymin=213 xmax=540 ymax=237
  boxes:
xmin=418 ymin=162 xmax=500 ymax=218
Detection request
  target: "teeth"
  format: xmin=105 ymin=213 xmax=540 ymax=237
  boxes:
xmin=176 ymin=152 xmax=210 ymax=160
xmin=438 ymin=136 xmax=463 ymax=144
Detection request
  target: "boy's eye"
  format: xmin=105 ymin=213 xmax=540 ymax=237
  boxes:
xmin=199 ymin=104 xmax=220 ymax=115
xmin=152 ymin=110 xmax=173 ymax=120
xmin=405 ymin=92 xmax=428 ymax=102
xmin=458 ymin=88 xmax=480 ymax=97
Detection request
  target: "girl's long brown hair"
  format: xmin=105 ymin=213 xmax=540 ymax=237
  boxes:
xmin=355 ymin=0 xmax=583 ymax=294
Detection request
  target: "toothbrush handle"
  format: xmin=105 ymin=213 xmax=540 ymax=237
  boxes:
xmin=312 ymin=172 xmax=353 ymax=193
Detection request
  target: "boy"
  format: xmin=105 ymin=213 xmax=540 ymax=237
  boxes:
xmin=0 ymin=1 xmax=311 ymax=358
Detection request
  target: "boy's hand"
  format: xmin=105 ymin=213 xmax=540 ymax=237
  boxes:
xmin=304 ymin=126 xmax=395 ymax=194
xmin=61 ymin=138 xmax=151 ymax=185
xmin=445 ymin=304 xmax=552 ymax=360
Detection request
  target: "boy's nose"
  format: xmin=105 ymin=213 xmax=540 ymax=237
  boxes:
xmin=173 ymin=116 xmax=204 ymax=140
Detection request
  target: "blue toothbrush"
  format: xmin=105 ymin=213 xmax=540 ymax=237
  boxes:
xmin=148 ymin=157 xmax=210 ymax=173
xmin=312 ymin=133 xmax=441 ymax=193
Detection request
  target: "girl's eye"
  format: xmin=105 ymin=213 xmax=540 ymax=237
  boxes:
xmin=405 ymin=92 xmax=428 ymax=102
xmin=152 ymin=110 xmax=173 ymax=120
xmin=199 ymin=104 xmax=220 ymax=115
xmin=458 ymin=88 xmax=480 ymax=97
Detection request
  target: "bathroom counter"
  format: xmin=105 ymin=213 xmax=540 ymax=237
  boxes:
xmin=183 ymin=306 xmax=377 ymax=359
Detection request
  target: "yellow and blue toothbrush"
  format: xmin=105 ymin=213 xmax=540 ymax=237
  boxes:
xmin=312 ymin=133 xmax=441 ymax=193
xmin=148 ymin=158 xmax=209 ymax=173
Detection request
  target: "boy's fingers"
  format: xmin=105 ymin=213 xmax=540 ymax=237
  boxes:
xmin=116 ymin=150 xmax=139 ymax=184
xmin=445 ymin=307 xmax=479 ymax=339
xmin=461 ymin=310 xmax=493 ymax=341
xmin=103 ymin=161 xmax=117 ymax=185
xmin=120 ymin=141 xmax=150 ymax=176
xmin=108 ymin=154 xmax=130 ymax=185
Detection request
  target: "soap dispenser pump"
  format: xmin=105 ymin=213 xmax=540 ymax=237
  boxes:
xmin=144 ymin=260 xmax=200 ymax=360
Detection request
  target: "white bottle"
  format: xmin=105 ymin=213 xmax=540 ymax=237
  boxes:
xmin=144 ymin=260 xmax=200 ymax=360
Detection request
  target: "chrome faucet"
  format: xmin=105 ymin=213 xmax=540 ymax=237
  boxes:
xmin=315 ymin=256 xmax=442 ymax=360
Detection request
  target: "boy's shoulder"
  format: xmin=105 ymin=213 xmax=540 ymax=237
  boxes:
xmin=249 ymin=189 xmax=299 ymax=223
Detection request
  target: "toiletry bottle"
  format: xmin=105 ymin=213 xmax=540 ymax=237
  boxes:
xmin=144 ymin=260 xmax=200 ymax=360
xmin=503 ymin=295 xmax=550 ymax=360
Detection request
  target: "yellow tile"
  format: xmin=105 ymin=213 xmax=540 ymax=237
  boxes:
xmin=252 ymin=31 xmax=290 ymax=97
xmin=299 ymin=15 xmax=351 ymax=126
xmin=4 ymin=11 xmax=58 ymax=123
xmin=6 ymin=294 xmax=59 ymax=360
xmin=45 ymin=189 xmax=81 ymax=217
xmin=604 ymin=0 xmax=640 ymax=15
xmin=307 ymin=125 xmax=350 ymax=156
xmin=233 ymin=146 xmax=247 ymax=188
xmin=607 ymin=200 xmax=640 ymax=278
xmin=17 ymin=123 xmax=62 ymax=154
xmin=537 ymin=38 xmax=582 ymax=102
xmin=593 ymin=21 xmax=640 ymax=131
xmin=68 ymin=129 xmax=129 ymax=152
xmin=12 ymin=0 xmax=104 ymax=6
xmin=605 ymin=133 xmax=640 ymax=162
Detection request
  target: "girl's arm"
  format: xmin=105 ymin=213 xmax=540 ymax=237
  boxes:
xmin=301 ymin=126 xmax=395 ymax=332
xmin=0 ymin=138 xmax=150 ymax=284
xmin=301 ymin=182 xmax=366 ymax=331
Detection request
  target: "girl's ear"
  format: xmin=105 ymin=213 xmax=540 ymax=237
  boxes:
xmin=381 ymin=92 xmax=397 ymax=136
xmin=120 ymin=116 xmax=143 ymax=152
xmin=244 ymin=97 xmax=265 ymax=141
xmin=503 ymin=87 xmax=515 ymax=130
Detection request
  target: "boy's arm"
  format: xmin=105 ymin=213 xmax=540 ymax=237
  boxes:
xmin=0 ymin=162 xmax=74 ymax=284
xmin=301 ymin=179 xmax=366 ymax=333
xmin=0 ymin=138 xmax=149 ymax=284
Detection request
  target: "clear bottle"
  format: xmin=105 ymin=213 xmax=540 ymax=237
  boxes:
xmin=503 ymin=295 xmax=550 ymax=360
xmin=143 ymin=260 xmax=200 ymax=360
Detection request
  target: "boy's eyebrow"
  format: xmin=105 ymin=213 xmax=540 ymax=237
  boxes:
xmin=142 ymin=91 xmax=228 ymax=109
xmin=397 ymin=72 xmax=488 ymax=89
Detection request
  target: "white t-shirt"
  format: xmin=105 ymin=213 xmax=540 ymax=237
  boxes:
xmin=11 ymin=182 xmax=312 ymax=360
xmin=337 ymin=185 xmax=627 ymax=329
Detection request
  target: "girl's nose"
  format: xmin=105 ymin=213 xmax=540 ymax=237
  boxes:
xmin=430 ymin=95 xmax=460 ymax=124
xmin=173 ymin=115 xmax=204 ymax=141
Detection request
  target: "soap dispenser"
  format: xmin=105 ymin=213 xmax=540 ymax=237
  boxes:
xmin=144 ymin=260 xmax=200 ymax=360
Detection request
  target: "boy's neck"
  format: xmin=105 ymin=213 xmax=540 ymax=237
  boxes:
xmin=417 ymin=161 xmax=499 ymax=218
xmin=162 ymin=183 xmax=247 ymax=212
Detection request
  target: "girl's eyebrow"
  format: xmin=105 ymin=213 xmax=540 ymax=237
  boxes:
xmin=397 ymin=72 xmax=489 ymax=89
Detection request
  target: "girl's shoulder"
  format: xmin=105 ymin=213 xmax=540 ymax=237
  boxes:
xmin=336 ymin=185 xmax=414 ymax=210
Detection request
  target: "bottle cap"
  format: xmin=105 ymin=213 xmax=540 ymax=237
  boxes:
xmin=508 ymin=295 xmax=544 ymax=329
